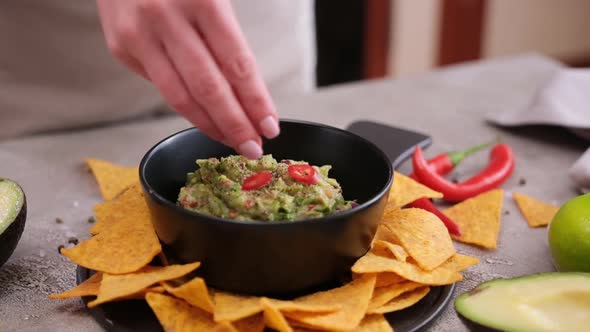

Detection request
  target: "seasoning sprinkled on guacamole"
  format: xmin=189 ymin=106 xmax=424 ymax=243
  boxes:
xmin=177 ymin=154 xmax=354 ymax=221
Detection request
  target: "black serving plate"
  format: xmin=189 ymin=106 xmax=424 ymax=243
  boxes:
xmin=77 ymin=266 xmax=454 ymax=332
xmin=78 ymin=121 xmax=451 ymax=331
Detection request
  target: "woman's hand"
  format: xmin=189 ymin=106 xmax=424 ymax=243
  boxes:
xmin=96 ymin=0 xmax=279 ymax=159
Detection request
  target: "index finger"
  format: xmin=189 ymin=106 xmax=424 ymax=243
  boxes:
xmin=188 ymin=0 xmax=280 ymax=140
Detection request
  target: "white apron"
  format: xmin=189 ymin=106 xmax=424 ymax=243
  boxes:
xmin=0 ymin=0 xmax=314 ymax=139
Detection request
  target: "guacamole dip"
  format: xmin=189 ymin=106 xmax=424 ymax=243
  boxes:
xmin=177 ymin=155 xmax=354 ymax=221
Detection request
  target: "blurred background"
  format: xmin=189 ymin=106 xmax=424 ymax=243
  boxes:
xmin=315 ymin=0 xmax=590 ymax=87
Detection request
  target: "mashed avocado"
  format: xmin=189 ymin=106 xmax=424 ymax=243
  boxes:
xmin=177 ymin=155 xmax=354 ymax=221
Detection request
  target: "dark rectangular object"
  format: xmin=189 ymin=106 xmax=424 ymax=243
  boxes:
xmin=346 ymin=120 xmax=432 ymax=168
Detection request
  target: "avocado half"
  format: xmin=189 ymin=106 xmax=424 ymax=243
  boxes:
xmin=455 ymin=272 xmax=590 ymax=332
xmin=0 ymin=178 xmax=27 ymax=268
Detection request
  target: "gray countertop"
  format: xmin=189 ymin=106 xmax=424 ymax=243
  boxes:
xmin=0 ymin=54 xmax=586 ymax=332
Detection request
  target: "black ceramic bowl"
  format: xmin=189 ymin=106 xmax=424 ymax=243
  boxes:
xmin=139 ymin=120 xmax=393 ymax=296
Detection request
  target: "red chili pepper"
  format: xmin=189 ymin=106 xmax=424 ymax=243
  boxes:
xmin=418 ymin=141 xmax=494 ymax=176
xmin=288 ymin=164 xmax=318 ymax=184
xmin=242 ymin=171 xmax=273 ymax=191
xmin=412 ymin=144 xmax=515 ymax=202
xmin=406 ymin=141 xmax=492 ymax=236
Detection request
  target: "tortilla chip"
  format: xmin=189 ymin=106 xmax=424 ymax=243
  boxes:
xmin=439 ymin=254 xmax=480 ymax=272
xmin=233 ymin=314 xmax=265 ymax=332
xmin=352 ymin=272 xmax=407 ymax=288
xmin=290 ymin=324 xmax=319 ymax=332
xmin=86 ymin=158 xmax=139 ymax=201
xmin=148 ymin=285 xmax=166 ymax=293
xmin=387 ymin=172 xmax=443 ymax=210
xmin=352 ymin=253 xmax=461 ymax=285
xmin=290 ymin=316 xmax=394 ymax=332
xmin=290 ymin=314 xmax=393 ymax=332
xmin=261 ymin=298 xmax=293 ymax=332
xmin=271 ymin=300 xmax=340 ymax=313
xmin=367 ymin=281 xmax=424 ymax=312
xmin=90 ymin=200 xmax=116 ymax=235
xmin=164 ymin=277 xmax=214 ymax=313
xmin=513 ymin=192 xmax=559 ymax=227
xmin=212 ymin=292 xmax=339 ymax=323
xmin=49 ymin=272 xmax=103 ymax=299
xmin=353 ymin=272 xmax=405 ymax=288
xmin=120 ymin=285 xmax=166 ymax=300
xmin=357 ymin=314 xmax=394 ymax=332
xmin=283 ymin=274 xmax=376 ymax=331
xmin=371 ymin=240 xmax=408 ymax=262
xmin=373 ymin=224 xmax=399 ymax=245
xmin=89 ymin=183 xmax=150 ymax=235
xmin=211 ymin=321 xmax=239 ymax=332
xmin=211 ymin=316 xmax=266 ymax=332
xmin=146 ymin=293 xmax=217 ymax=331
xmin=443 ymin=189 xmax=504 ymax=249
xmin=368 ymin=286 xmax=430 ymax=314
xmin=375 ymin=273 xmax=406 ymax=287
xmin=61 ymin=184 xmax=162 ymax=274
xmin=89 ymin=185 xmax=137 ymax=235
xmin=88 ymin=262 xmax=200 ymax=308
xmin=380 ymin=208 xmax=456 ymax=271
xmin=214 ymin=292 xmax=262 ymax=322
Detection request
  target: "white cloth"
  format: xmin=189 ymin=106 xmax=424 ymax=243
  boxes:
xmin=233 ymin=0 xmax=315 ymax=97
xmin=0 ymin=0 xmax=314 ymax=140
xmin=486 ymin=68 xmax=590 ymax=192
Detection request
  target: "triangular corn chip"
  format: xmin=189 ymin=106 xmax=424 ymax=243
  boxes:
xmin=443 ymin=189 xmax=504 ymax=249
xmin=513 ymin=192 xmax=559 ymax=227
xmin=62 ymin=184 xmax=161 ymax=274
xmin=88 ymin=262 xmax=200 ymax=307
xmin=86 ymin=158 xmax=139 ymax=201
xmin=387 ymin=172 xmax=443 ymax=210
xmin=356 ymin=314 xmax=393 ymax=332
xmin=283 ymin=275 xmax=376 ymax=331
xmin=368 ymin=286 xmax=430 ymax=314
xmin=367 ymin=281 xmax=423 ymax=312
xmin=380 ymin=208 xmax=456 ymax=271
xmin=352 ymin=253 xmax=461 ymax=285
xmin=213 ymin=292 xmax=338 ymax=323
xmin=371 ymin=240 xmax=409 ymax=262
xmin=439 ymin=254 xmax=480 ymax=272
xmin=49 ymin=272 xmax=103 ymax=299
xmin=164 ymin=277 xmax=214 ymax=313
xmin=146 ymin=293 xmax=217 ymax=331
xmin=261 ymin=298 xmax=293 ymax=332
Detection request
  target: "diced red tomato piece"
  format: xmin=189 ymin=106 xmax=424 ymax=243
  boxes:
xmin=244 ymin=199 xmax=254 ymax=209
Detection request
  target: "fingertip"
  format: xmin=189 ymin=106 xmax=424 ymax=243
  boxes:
xmin=259 ymin=115 xmax=280 ymax=139
xmin=238 ymin=140 xmax=263 ymax=160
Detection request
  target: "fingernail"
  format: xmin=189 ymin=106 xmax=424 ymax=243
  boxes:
xmin=259 ymin=116 xmax=280 ymax=139
xmin=238 ymin=140 xmax=263 ymax=160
